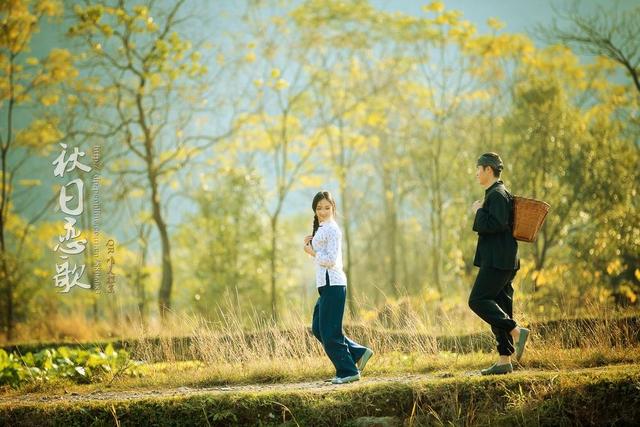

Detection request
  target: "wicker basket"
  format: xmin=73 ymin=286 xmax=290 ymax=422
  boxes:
xmin=512 ymin=196 xmax=550 ymax=242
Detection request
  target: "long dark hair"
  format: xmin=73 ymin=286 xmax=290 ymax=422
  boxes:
xmin=311 ymin=191 xmax=337 ymax=238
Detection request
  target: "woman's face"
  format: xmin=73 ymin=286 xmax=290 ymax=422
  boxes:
xmin=315 ymin=198 xmax=334 ymax=222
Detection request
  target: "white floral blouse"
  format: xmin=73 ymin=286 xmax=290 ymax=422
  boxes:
xmin=311 ymin=219 xmax=348 ymax=287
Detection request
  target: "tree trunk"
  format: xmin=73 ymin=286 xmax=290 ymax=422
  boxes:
xmin=151 ymin=180 xmax=173 ymax=320
xmin=270 ymin=215 xmax=279 ymax=322
xmin=136 ymin=229 xmax=149 ymax=324
xmin=388 ymin=201 xmax=399 ymax=297
xmin=2 ymin=261 xmax=13 ymax=342
xmin=0 ymin=170 xmax=13 ymax=341
xmin=2 ymin=60 xmax=15 ymax=342
xmin=340 ymin=181 xmax=357 ymax=317
xmin=81 ymin=196 xmax=99 ymax=325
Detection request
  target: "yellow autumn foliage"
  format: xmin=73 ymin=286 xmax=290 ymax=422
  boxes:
xmin=14 ymin=118 xmax=63 ymax=150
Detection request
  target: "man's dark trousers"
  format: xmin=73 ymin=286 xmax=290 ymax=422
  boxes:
xmin=469 ymin=267 xmax=517 ymax=355
xmin=311 ymin=271 xmax=365 ymax=377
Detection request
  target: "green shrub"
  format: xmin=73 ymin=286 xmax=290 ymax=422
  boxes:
xmin=0 ymin=344 xmax=142 ymax=388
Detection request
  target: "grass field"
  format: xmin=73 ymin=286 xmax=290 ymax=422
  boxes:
xmin=2 ymin=310 xmax=640 ymax=425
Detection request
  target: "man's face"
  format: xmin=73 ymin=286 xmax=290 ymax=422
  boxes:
xmin=475 ymin=165 xmax=493 ymax=186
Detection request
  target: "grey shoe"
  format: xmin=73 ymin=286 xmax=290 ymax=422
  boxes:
xmin=324 ymin=377 xmax=337 ymax=383
xmin=481 ymin=363 xmax=513 ymax=376
xmin=331 ymin=373 xmax=361 ymax=384
xmin=515 ymin=328 xmax=530 ymax=362
xmin=357 ymin=348 xmax=374 ymax=372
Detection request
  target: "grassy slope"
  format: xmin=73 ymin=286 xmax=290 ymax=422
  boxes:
xmin=2 ymin=315 xmax=640 ymax=425
xmin=2 ymin=364 xmax=640 ymax=426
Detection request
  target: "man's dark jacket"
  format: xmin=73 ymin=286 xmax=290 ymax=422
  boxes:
xmin=472 ymin=180 xmax=520 ymax=270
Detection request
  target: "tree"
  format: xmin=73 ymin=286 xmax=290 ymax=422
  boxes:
xmin=0 ymin=0 xmax=77 ymax=340
xmin=66 ymin=1 xmax=240 ymax=320
xmin=173 ymin=167 xmax=270 ymax=321
xmin=292 ymin=0 xmax=407 ymax=313
xmin=503 ymin=44 xmax=637 ymax=293
xmin=391 ymin=5 xmax=523 ymax=298
xmin=230 ymin=1 xmax=332 ymax=321
xmin=538 ymin=1 xmax=640 ymax=94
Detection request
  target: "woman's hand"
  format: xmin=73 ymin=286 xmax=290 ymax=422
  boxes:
xmin=303 ymin=242 xmax=315 ymax=256
xmin=303 ymin=235 xmax=312 ymax=245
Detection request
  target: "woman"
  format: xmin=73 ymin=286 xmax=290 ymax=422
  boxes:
xmin=303 ymin=191 xmax=373 ymax=384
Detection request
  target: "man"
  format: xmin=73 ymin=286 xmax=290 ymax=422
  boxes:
xmin=469 ymin=152 xmax=529 ymax=375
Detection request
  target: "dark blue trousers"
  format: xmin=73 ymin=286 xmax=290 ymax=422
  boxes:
xmin=468 ymin=267 xmax=518 ymax=356
xmin=311 ymin=272 xmax=366 ymax=377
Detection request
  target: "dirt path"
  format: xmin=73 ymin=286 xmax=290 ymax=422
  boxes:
xmin=10 ymin=365 xmax=633 ymax=408
xmin=1 ymin=371 xmax=485 ymax=407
